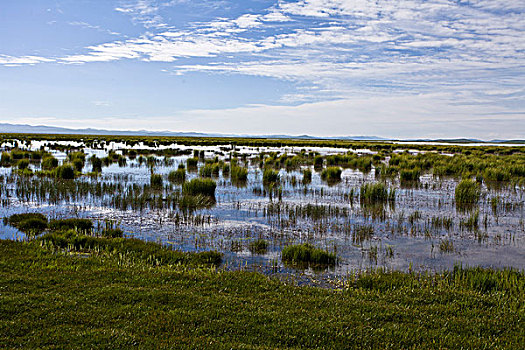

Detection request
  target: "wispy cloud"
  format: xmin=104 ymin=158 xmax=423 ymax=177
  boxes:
xmin=68 ymin=21 xmax=122 ymax=36
xmin=115 ymin=0 xmax=167 ymax=28
xmin=0 ymin=55 xmax=54 ymax=66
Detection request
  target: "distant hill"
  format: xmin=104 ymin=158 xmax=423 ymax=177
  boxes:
xmin=0 ymin=123 xmax=388 ymax=141
xmin=0 ymin=123 xmax=216 ymax=138
xmin=0 ymin=122 xmax=522 ymax=143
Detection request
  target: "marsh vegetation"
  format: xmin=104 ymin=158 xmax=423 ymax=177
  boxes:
xmin=0 ymin=134 xmax=523 ymax=279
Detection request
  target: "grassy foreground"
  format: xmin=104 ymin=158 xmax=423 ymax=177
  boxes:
xmin=1 ymin=240 xmax=524 ymax=349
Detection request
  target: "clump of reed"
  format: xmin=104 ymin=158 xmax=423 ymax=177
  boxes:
xmin=302 ymin=168 xmax=312 ymax=185
xmin=68 ymin=152 xmax=86 ymax=172
xmin=368 ymin=245 xmax=378 ymax=264
xmin=320 ymin=167 xmax=342 ymax=185
xmin=230 ymin=165 xmax=248 ymax=183
xmin=150 ymin=174 xmax=163 ymax=189
xmin=182 ymin=178 xmax=216 ymax=197
xmin=229 ymin=240 xmax=243 ymax=252
xmin=0 ymin=149 xmax=51 ymax=167
xmin=281 ymin=243 xmax=336 ymax=267
xmin=199 ymin=163 xmax=220 ymax=178
xmin=439 ymin=239 xmax=454 ymax=253
xmin=483 ymin=168 xmax=511 ymax=182
xmin=17 ymin=159 xmax=30 ymax=170
xmin=326 ymin=154 xmax=372 ymax=172
xmin=455 ymin=179 xmax=480 ymax=208
xmin=89 ymin=155 xmax=102 ymax=173
xmin=177 ymin=194 xmax=216 ymax=212
xmin=353 ymin=224 xmax=374 ymax=244
xmin=378 ymin=165 xmax=399 ymax=178
xmin=0 ymin=152 xmax=12 ymax=167
xmin=55 ymin=164 xmax=76 ymax=180
xmin=263 ymin=168 xmax=279 ymax=185
xmin=186 ymin=157 xmax=199 ymax=169
xmin=313 ymin=155 xmax=324 ymax=169
xmin=360 ymin=182 xmax=395 ymax=205
xmin=431 ymin=216 xmax=453 ymax=231
xmin=168 ymin=167 xmax=186 ymax=184
xmin=460 ymin=210 xmax=479 ymax=231
xmin=248 ymin=239 xmax=268 ymax=255
xmin=400 ymin=168 xmax=421 ymax=183
xmin=222 ymin=163 xmax=230 ymax=176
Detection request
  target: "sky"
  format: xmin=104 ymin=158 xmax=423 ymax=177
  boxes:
xmin=0 ymin=0 xmax=524 ymax=139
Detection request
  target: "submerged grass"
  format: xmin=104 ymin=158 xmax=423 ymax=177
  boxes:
xmin=248 ymin=239 xmax=268 ymax=255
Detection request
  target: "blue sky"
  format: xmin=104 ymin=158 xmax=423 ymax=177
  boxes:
xmin=0 ymin=0 xmax=524 ymax=139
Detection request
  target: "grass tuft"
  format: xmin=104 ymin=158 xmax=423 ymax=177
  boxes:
xmin=248 ymin=239 xmax=268 ymax=255
xmin=282 ymin=243 xmax=336 ymax=267
xmin=182 ymin=178 xmax=216 ymax=197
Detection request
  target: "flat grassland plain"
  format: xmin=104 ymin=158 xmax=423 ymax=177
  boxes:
xmin=1 ymin=133 xmax=524 ymax=349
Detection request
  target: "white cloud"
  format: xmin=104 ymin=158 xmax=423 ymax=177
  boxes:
xmin=0 ymin=55 xmax=55 ymax=66
xmin=115 ymin=0 xmax=166 ymax=28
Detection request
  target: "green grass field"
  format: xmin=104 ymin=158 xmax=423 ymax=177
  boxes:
xmin=1 ymin=239 xmax=523 ymax=349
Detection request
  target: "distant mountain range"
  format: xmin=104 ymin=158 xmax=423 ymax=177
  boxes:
xmin=0 ymin=123 xmax=523 ymax=144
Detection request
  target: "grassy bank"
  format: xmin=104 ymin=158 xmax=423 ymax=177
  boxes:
xmin=0 ymin=240 xmax=523 ymax=349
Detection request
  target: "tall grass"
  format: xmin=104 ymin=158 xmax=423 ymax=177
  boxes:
xmin=282 ymin=243 xmax=336 ymax=267
xmin=230 ymin=165 xmax=248 ymax=183
xmin=168 ymin=168 xmax=186 ymax=184
xmin=200 ymin=163 xmax=220 ymax=178
xmin=360 ymin=182 xmax=395 ymax=205
xmin=89 ymin=155 xmax=102 ymax=173
xmin=400 ymin=168 xmax=420 ymax=182
xmin=55 ymin=164 xmax=75 ymax=180
xmin=248 ymin=239 xmax=268 ymax=255
xmin=263 ymin=168 xmax=279 ymax=185
xmin=320 ymin=167 xmax=342 ymax=184
xmin=1 ymin=239 xmax=524 ymax=349
xmin=455 ymin=179 xmax=480 ymax=208
xmin=186 ymin=157 xmax=198 ymax=169
xmin=182 ymin=178 xmax=216 ymax=197
xmin=302 ymin=168 xmax=312 ymax=184
xmin=150 ymin=173 xmax=163 ymax=189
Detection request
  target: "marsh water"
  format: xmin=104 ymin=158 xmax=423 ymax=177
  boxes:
xmin=1 ymin=139 xmax=524 ymax=280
